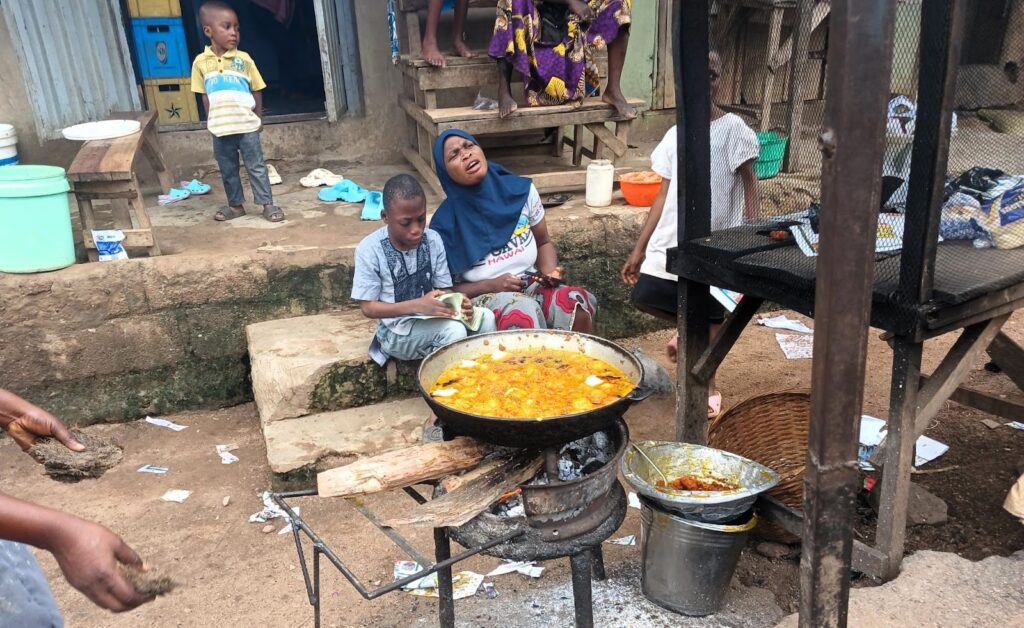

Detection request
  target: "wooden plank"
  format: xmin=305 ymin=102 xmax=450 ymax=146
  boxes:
xmin=383 ymin=451 xmax=544 ymax=528
xmin=915 ymin=314 xmax=1009 ymax=437
xmin=422 ymin=96 xmax=645 ymax=124
xmin=316 ymin=437 xmax=490 ymax=499
xmin=130 ymin=186 xmax=161 ymax=257
xmin=584 ymin=123 xmax=628 ymax=158
xmin=73 ymin=182 xmax=138 ymax=200
xmin=83 ymin=229 xmax=155 ymax=250
xmin=571 ymin=125 xmax=585 ymax=166
xmin=771 ymin=2 xmax=831 ymax=70
xmin=691 ymin=296 xmax=762 ymax=384
xmin=782 ymin=0 xmax=814 ymax=172
xmin=140 ymin=125 xmax=174 ymax=193
xmin=947 ymin=385 xmax=1024 ymax=421
xmin=530 ymin=170 xmax=586 ymax=194
xmin=926 ymin=283 xmax=1024 ymax=332
xmin=403 ymin=147 xmax=443 ymax=195
xmin=759 ymin=7 xmax=785 ymax=131
xmin=987 ymin=332 xmax=1024 ymax=391
xmin=875 ymin=337 xmax=923 ymax=582
xmin=400 ymin=98 xmax=438 ymax=134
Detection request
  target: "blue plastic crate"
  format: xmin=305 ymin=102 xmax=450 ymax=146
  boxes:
xmin=131 ymin=17 xmax=189 ymax=79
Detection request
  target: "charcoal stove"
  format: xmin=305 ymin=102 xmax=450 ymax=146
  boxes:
xmin=271 ymin=419 xmax=631 ymax=628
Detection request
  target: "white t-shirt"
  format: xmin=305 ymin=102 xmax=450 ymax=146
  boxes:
xmin=640 ymin=115 xmax=760 ymax=280
xmin=459 ymin=185 xmax=546 ymax=283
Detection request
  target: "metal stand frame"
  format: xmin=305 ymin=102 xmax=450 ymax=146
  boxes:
xmin=272 ymin=488 xmax=606 ymax=628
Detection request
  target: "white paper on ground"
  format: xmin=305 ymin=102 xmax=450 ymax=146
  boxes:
xmin=859 ymin=415 xmax=888 ymax=447
xmin=249 ymin=490 xmax=293 ymax=523
xmin=914 ymin=435 xmax=949 ymax=466
xmin=775 ymin=333 xmax=814 ymax=359
xmin=137 ymin=464 xmax=169 ymax=474
xmin=1008 ymin=421 xmax=1024 ymax=431
xmin=406 ymin=572 xmax=484 ymax=600
xmin=605 ymin=535 xmax=636 ymax=546
xmin=758 ymin=315 xmax=813 ymax=334
xmin=161 ymin=489 xmax=191 ymax=503
xmin=216 ymin=444 xmax=239 ymax=464
xmin=145 ymin=416 xmax=187 ymax=431
xmin=486 ymin=560 xmax=544 ymax=578
xmin=628 ymin=492 xmax=641 ymax=509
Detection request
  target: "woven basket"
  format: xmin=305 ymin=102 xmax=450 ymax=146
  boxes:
xmin=708 ymin=390 xmax=811 ymax=543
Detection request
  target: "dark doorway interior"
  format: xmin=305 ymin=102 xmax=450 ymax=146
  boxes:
xmin=962 ymin=0 xmax=1012 ymax=65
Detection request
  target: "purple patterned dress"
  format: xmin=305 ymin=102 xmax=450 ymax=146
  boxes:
xmin=488 ymin=0 xmax=632 ymax=107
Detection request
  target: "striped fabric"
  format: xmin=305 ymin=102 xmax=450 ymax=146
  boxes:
xmin=190 ymin=46 xmax=266 ymax=137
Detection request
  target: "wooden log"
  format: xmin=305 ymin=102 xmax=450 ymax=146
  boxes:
xmin=384 ymin=450 xmax=544 ymax=528
xmin=316 ymin=437 xmax=490 ymax=498
xmin=439 ymin=457 xmax=507 ymax=493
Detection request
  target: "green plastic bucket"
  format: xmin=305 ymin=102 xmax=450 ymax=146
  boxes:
xmin=0 ymin=165 xmax=75 ymax=273
xmin=754 ymin=131 xmax=789 ymax=180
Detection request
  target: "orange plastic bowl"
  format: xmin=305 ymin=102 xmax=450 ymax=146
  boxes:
xmin=619 ymin=171 xmax=663 ymax=207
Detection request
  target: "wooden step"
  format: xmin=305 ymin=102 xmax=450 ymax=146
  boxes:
xmin=400 ymin=52 xmax=606 ymax=92
xmin=263 ymin=397 xmax=430 ymax=475
xmin=402 ymin=96 xmax=644 ymax=135
xmin=246 ymin=311 xmax=418 ymax=426
xmin=398 ymin=0 xmax=495 ymax=11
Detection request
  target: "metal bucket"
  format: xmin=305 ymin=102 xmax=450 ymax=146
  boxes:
xmin=639 ymin=501 xmax=757 ymax=616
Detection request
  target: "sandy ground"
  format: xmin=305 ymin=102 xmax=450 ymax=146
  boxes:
xmin=2 ymin=315 xmax=1024 ymax=627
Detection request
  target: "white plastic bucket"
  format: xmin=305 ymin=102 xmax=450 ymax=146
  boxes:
xmin=0 ymin=124 xmax=18 ymax=167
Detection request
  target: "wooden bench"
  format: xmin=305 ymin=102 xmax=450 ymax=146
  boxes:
xmin=394 ymin=0 xmax=640 ymax=195
xmin=67 ymin=110 xmax=171 ymax=260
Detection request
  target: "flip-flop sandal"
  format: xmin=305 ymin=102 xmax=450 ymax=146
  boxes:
xmin=543 ymin=192 xmax=573 ymax=207
xmin=318 ymin=179 xmax=367 ymax=203
xmin=267 ymin=164 xmax=282 ymax=185
xmin=158 ymin=188 xmax=191 ymax=205
xmin=215 ymin=206 xmax=246 ymax=221
xmin=708 ymin=391 xmax=723 ymax=418
xmin=180 ymin=179 xmax=211 ymax=195
xmin=361 ymin=191 xmax=384 ymax=220
xmin=262 ymin=206 xmax=285 ymax=222
xmin=300 ymin=168 xmax=342 ymax=188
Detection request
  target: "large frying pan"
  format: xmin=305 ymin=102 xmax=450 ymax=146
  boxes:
xmin=417 ymin=330 xmax=651 ymax=448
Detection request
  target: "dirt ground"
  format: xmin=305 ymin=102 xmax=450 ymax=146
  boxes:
xmin=2 ymin=314 xmax=1023 ymax=626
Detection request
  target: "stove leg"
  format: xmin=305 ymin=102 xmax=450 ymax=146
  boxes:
xmin=434 ymin=527 xmax=456 ymax=628
xmin=570 ymin=551 xmax=595 ymax=628
xmin=590 ymin=546 xmax=606 ymax=581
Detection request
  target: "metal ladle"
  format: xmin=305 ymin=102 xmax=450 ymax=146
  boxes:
xmin=629 ymin=442 xmax=669 ymax=485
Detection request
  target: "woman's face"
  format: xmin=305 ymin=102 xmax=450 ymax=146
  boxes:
xmin=443 ymin=136 xmax=488 ymax=186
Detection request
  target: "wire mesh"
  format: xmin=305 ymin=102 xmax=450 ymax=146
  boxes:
xmin=673 ymin=0 xmax=1024 ymax=334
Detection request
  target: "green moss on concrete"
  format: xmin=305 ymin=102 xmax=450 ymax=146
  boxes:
xmin=309 ymin=362 xmax=388 ymax=412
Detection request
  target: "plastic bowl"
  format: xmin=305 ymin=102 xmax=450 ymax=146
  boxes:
xmin=619 ymin=171 xmax=663 ymax=207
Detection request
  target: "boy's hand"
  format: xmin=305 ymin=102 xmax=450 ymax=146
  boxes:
xmin=621 ymin=250 xmax=644 ymax=285
xmin=47 ymin=514 xmax=154 ymax=612
xmin=414 ymin=290 xmax=457 ymax=317
xmin=457 ymin=294 xmax=474 ymax=319
xmin=0 ymin=390 xmax=84 ymax=457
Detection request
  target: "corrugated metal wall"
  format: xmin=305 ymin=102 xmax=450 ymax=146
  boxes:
xmin=2 ymin=0 xmax=140 ymax=139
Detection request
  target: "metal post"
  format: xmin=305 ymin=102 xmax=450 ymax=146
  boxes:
xmin=798 ymin=1 xmax=897 ymax=627
xmin=570 ymin=551 xmax=595 ymax=628
xmin=591 ymin=546 xmax=607 ymax=581
xmin=674 ymin=0 xmax=712 ymax=444
xmin=434 ymin=528 xmax=455 ymax=628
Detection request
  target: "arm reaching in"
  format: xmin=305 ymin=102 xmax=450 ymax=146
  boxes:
xmin=0 ymin=388 xmax=84 ymax=456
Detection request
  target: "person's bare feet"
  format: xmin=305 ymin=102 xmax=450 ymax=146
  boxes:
xmin=422 ymin=38 xmax=446 ymax=68
xmin=498 ymin=91 xmax=518 ymax=118
xmin=602 ymin=88 xmax=637 ymax=120
xmin=453 ymin=39 xmax=474 ymax=59
xmin=667 ymin=334 xmax=678 ymax=363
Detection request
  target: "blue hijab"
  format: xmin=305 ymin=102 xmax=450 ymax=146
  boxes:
xmin=430 ymin=130 xmax=533 ymax=275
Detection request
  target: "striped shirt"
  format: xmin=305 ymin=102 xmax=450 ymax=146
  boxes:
xmin=190 ymin=46 xmax=266 ymax=137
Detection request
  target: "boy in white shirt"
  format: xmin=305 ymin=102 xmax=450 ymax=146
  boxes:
xmin=620 ymin=51 xmax=761 ymax=416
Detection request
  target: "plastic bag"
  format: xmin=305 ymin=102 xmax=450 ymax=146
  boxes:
xmin=472 ymin=92 xmax=499 ymax=111
xmin=939 ymin=192 xmax=985 ymax=240
xmin=92 ymin=230 xmax=129 ymax=261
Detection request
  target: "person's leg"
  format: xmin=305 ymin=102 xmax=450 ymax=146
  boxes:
xmin=212 ymin=134 xmax=245 ymax=219
xmin=452 ymin=0 xmax=474 ymax=58
xmin=470 ymin=307 xmax=498 ymax=334
xmin=380 ymin=318 xmax=469 ymax=361
xmin=490 ymin=293 xmax=545 ymax=330
xmin=496 ymin=58 xmax=519 ymax=118
xmin=603 ymin=23 xmax=636 ymax=119
xmin=238 ymin=131 xmax=282 ymax=222
xmin=422 ymin=0 xmax=446 ymax=67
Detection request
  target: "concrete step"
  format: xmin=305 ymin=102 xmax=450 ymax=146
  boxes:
xmin=264 ymin=397 xmax=429 ymax=474
xmin=246 ymin=310 xmax=418 ymax=426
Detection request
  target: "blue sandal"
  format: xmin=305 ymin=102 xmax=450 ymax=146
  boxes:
xmin=361 ymin=191 xmax=383 ymax=220
xmin=181 ymin=179 xmax=211 ymax=195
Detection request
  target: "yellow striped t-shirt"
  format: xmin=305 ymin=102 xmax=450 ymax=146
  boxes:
xmin=190 ymin=47 xmax=266 ymax=137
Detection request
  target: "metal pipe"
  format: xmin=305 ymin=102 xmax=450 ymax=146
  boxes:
xmin=570 ymin=551 xmax=595 ymax=628
xmin=591 ymin=546 xmax=606 ymax=582
xmin=434 ymin=528 xmax=456 ymax=628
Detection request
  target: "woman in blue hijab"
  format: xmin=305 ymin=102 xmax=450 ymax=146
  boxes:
xmin=430 ymin=129 xmax=597 ymax=332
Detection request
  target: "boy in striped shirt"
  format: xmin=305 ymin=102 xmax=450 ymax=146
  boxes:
xmin=190 ymin=1 xmax=284 ymax=222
